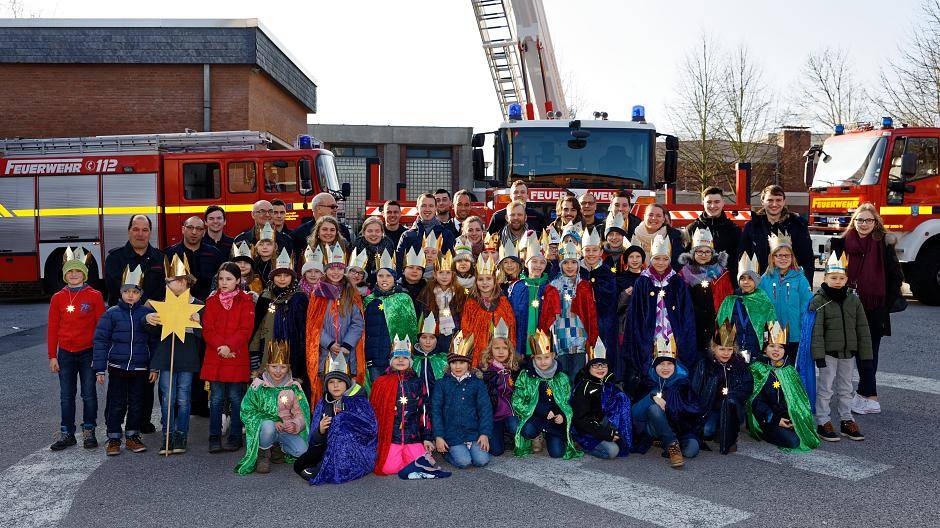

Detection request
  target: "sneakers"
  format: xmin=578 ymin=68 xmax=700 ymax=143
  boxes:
xmin=255 ymin=448 xmax=271 ymax=474
xmin=208 ymin=436 xmax=223 ymax=454
xmin=223 ymin=437 xmax=243 ymax=452
xmin=50 ymin=432 xmax=77 ymax=451
xmin=840 ymin=420 xmax=865 ymax=441
xmin=852 ymin=394 xmax=882 ymax=415
xmin=666 ymin=441 xmax=684 ymax=468
xmin=82 ymin=429 xmax=98 ymax=449
xmin=817 ymin=421 xmax=841 ymax=442
xmin=531 ymin=434 xmax=544 ymax=453
xmin=106 ymin=439 xmax=122 ymax=456
xmin=158 ymin=433 xmax=175 ymax=456
xmin=125 ymin=434 xmax=147 ymax=453
xmin=172 ymin=432 xmax=187 ymax=454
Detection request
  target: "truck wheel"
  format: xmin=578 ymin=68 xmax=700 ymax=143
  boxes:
xmin=910 ymin=244 xmax=940 ymax=306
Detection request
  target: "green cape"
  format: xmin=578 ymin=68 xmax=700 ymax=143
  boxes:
xmin=746 ymin=361 xmax=820 ymax=452
xmin=235 ymin=381 xmax=311 ymax=474
xmin=716 ymin=289 xmax=776 ymax=350
xmin=511 ymin=369 xmax=582 ymax=459
xmin=363 ymin=290 xmax=418 ymax=393
xmin=413 ymin=350 xmax=448 ymax=381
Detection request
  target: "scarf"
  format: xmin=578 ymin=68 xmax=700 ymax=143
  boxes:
xmin=821 ymin=283 xmax=848 ymax=304
xmin=844 ymin=231 xmax=886 ymax=310
xmin=522 ymin=273 xmax=549 ymax=356
xmin=633 ymin=223 xmax=667 ymax=257
xmin=534 ymin=360 xmax=558 ymax=380
xmin=300 ymin=279 xmax=316 ymax=296
xmin=680 ymin=260 xmax=724 ymax=286
xmin=456 ymin=274 xmax=475 ymax=293
xmin=433 ymin=286 xmax=456 ymax=335
xmin=312 ymin=280 xmax=342 ymax=300
xmin=218 ymin=290 xmax=238 ymax=310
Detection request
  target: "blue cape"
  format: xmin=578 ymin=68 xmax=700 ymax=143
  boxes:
xmin=308 ymin=392 xmax=378 ymax=485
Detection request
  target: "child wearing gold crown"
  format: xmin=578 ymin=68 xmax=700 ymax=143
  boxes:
xmin=511 ymin=329 xmax=581 ymax=459
xmin=143 ymin=255 xmax=204 ymax=455
xmin=235 ymin=340 xmax=311 ymax=475
xmin=716 ymin=251 xmax=777 ymax=364
xmin=690 ymin=322 xmax=753 ymax=454
xmin=417 ymin=250 xmax=467 ymax=357
xmin=759 ymin=232 xmax=813 ymax=363
xmin=431 ymin=331 xmax=493 ymax=469
xmin=747 ymin=322 xmax=820 ymax=452
xmin=480 ymin=318 xmax=520 ymax=457
xmin=363 ymin=250 xmax=418 ymax=388
xmin=809 ymin=251 xmax=872 ymax=442
xmin=48 ymin=247 xmax=106 ymax=451
xmin=571 ymin=338 xmax=632 ymax=459
xmin=461 ymin=253 xmax=516 ymax=366
xmin=678 ymin=226 xmax=734 ymax=354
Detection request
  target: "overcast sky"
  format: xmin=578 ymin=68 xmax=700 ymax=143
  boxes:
xmin=4 ymin=0 xmax=925 ymax=134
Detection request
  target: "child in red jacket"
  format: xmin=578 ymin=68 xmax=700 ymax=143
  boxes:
xmin=48 ymin=247 xmax=106 ymax=451
xmin=201 ymin=262 xmax=256 ymax=453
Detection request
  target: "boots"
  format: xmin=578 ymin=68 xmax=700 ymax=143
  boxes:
xmin=158 ymin=433 xmax=175 ymax=456
xmin=271 ymin=444 xmax=285 ymax=464
xmin=255 ymin=448 xmax=271 ymax=474
xmin=82 ymin=429 xmax=98 ymax=449
xmin=50 ymin=432 xmax=77 ymax=451
xmin=172 ymin=432 xmax=187 ymax=454
xmin=667 ymin=441 xmax=684 ymax=469
xmin=531 ymin=434 xmax=544 ymax=453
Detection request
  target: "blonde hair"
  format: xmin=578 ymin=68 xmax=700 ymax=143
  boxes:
xmin=479 ymin=336 xmax=518 ymax=370
xmin=307 ymin=216 xmax=348 ymax=252
xmin=843 ymin=202 xmax=887 ymax=241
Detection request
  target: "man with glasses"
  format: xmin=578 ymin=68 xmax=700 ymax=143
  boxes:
xmin=579 ymin=192 xmax=599 ymax=230
xmin=292 ymin=192 xmax=352 ymax=255
xmin=165 ymin=217 xmax=223 ymax=301
xmin=739 ymin=185 xmax=815 ymax=284
xmin=685 ymin=187 xmax=742 ymax=281
xmin=234 ymin=200 xmax=293 ymax=253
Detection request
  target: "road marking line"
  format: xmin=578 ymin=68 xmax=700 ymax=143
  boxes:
xmin=734 ymin=441 xmax=892 ymax=481
xmin=0 ymin=447 xmax=106 ymax=527
xmin=486 ymin=456 xmax=751 ymax=528
xmin=877 ymin=372 xmax=940 ymax=396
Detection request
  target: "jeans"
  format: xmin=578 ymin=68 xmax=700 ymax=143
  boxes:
xmin=816 ymin=357 xmax=855 ymax=424
xmin=209 ymin=381 xmax=246 ymax=441
xmin=589 ymin=440 xmax=620 ymax=459
xmin=445 ymin=441 xmax=490 ymax=469
xmin=258 ymin=420 xmax=309 ymax=456
xmin=521 ymin=418 xmax=566 ymax=458
xmin=856 ymin=307 xmax=885 ymax=397
xmin=643 ymin=404 xmax=699 ymax=457
xmin=489 ymin=416 xmax=520 ymax=457
xmin=762 ymin=423 xmax=801 ymax=449
xmin=104 ymin=370 xmax=147 ymax=439
xmin=158 ymin=371 xmax=193 ymax=434
xmin=57 ymin=348 xmax=97 ymax=434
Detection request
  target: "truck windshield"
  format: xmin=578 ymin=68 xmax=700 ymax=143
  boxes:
xmin=316 ymin=152 xmax=341 ymax=193
xmin=504 ymin=127 xmax=651 ymax=187
xmin=813 ymin=136 xmax=887 ymax=187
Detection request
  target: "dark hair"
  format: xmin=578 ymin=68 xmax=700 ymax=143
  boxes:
xmin=434 ymin=188 xmax=452 ymax=198
xmin=615 ymin=190 xmax=633 ymax=201
xmin=760 ymin=185 xmax=786 ymax=200
xmin=270 ymin=198 xmax=287 ymax=208
xmin=383 ymin=200 xmax=401 ymax=210
xmin=702 ymin=186 xmax=724 ymax=198
xmin=127 ymin=214 xmax=152 ymax=230
xmin=216 ymin=261 xmax=242 ymax=281
xmin=205 ymin=205 xmax=225 ymax=219
xmin=417 ymin=192 xmax=436 ymax=204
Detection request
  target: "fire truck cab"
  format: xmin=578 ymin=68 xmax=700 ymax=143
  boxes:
xmin=0 ymin=131 xmax=343 ymax=296
xmin=805 ymin=119 xmax=940 ymax=305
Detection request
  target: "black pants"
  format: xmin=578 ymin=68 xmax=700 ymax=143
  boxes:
xmin=105 ymin=369 xmax=147 ymax=439
xmin=139 ymin=378 xmax=156 ymax=430
xmin=856 ymin=307 xmax=886 ymax=397
xmin=293 ymin=441 xmax=326 ymax=479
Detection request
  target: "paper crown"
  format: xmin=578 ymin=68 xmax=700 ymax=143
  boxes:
xmin=652 ymin=334 xmax=678 ymax=363
xmin=581 ymin=225 xmax=602 ymax=248
xmin=62 ymin=246 xmax=90 ymax=279
xmin=559 ymin=241 xmax=580 ymax=262
xmin=604 ymin=211 xmax=627 ymax=236
xmin=422 ymin=232 xmax=443 ymax=251
xmin=737 ymin=251 xmax=760 ymax=280
xmin=232 ymin=241 xmax=253 ymax=262
xmin=165 ymin=253 xmax=192 ymax=279
xmin=498 ymin=236 xmax=518 ymax=263
xmin=325 ymin=347 xmax=349 ymax=374
xmin=493 ymin=318 xmax=511 ymax=340
xmin=266 ymin=340 xmax=291 ymax=366
xmin=437 ymin=250 xmax=454 ymax=271
xmin=825 ymin=251 xmax=849 ymax=274
xmin=121 ymin=264 xmax=144 ymax=289
xmin=302 ymin=245 xmax=325 ymax=273
xmin=326 ymin=243 xmax=347 ymax=268
xmin=348 ymin=247 xmax=369 ymax=271
xmin=476 ymin=252 xmax=497 ymax=276
xmin=258 ymin=222 xmax=275 ymax=243
xmin=768 ymin=231 xmax=792 ymax=254
xmin=518 ymin=230 xmax=545 ymax=262
xmin=765 ymin=321 xmax=789 ymax=346
xmin=483 ymin=232 xmax=500 ymax=252
xmin=713 ymin=321 xmax=737 ymax=348
xmin=561 ymin=221 xmax=583 ymax=243
xmin=589 ymin=337 xmax=607 ymax=361
xmin=543 ymin=225 xmax=562 ymax=246
xmin=376 ymin=249 xmax=396 ymax=272
xmin=447 ymin=330 xmax=474 ymax=363
xmin=453 ymin=237 xmax=474 ymax=260
xmin=420 ymin=311 xmax=437 ymax=335
xmin=405 ymin=246 xmax=426 ymax=268
xmin=272 ymin=248 xmax=294 ymax=275
xmin=391 ymin=334 xmax=412 ymax=357
xmin=650 ymin=234 xmax=671 ymax=258
xmin=529 ymin=328 xmax=553 ymax=357
xmin=692 ymin=227 xmax=714 ymax=250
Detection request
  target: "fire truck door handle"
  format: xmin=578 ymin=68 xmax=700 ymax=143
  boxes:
xmin=59 ymin=235 xmax=80 ymax=240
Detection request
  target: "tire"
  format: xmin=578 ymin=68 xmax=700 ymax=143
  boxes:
xmin=910 ymin=243 xmax=940 ymax=306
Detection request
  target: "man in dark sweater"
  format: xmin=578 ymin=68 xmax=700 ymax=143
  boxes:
xmin=685 ymin=187 xmax=742 ymax=281
xmin=739 ymin=185 xmax=814 ymax=284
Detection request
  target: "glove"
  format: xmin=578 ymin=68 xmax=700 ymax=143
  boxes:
xmin=815 ymin=358 xmax=827 ymax=369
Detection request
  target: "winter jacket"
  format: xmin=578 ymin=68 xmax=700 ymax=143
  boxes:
xmin=631 ymin=362 xmax=702 ymax=447
xmin=364 ymin=287 xmax=417 ymax=371
xmin=829 ymin=235 xmax=904 ymax=336
xmin=202 ymin=232 xmax=234 ymax=260
xmin=201 ymin=290 xmax=255 ymax=383
xmin=739 ymin=211 xmax=814 ymax=284
xmin=759 ymin=268 xmax=812 ymax=342
xmin=809 ymin=287 xmax=873 ymax=361
xmin=690 ymin=355 xmax=753 ymax=414
xmin=103 ymin=242 xmax=166 ymax=306
xmin=431 ymin=371 xmax=493 ymax=446
xmin=571 ymin=374 xmax=620 ymax=442
xmin=47 ymin=285 xmax=106 ymax=358
xmin=352 ymin=236 xmax=396 ymax=283
xmin=164 ymin=242 xmax=223 ymax=302
xmin=380 ymin=370 xmax=432 ymax=444
xmin=144 ymin=298 xmax=204 ymax=372
xmin=685 ymin=213 xmax=742 ymax=280
xmin=395 ymin=219 xmax=456 ymax=275
xmin=749 ymin=367 xmax=790 ymax=429
xmin=92 ymin=300 xmax=157 ymax=373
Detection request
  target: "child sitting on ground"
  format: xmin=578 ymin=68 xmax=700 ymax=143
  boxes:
xmin=570 ymin=338 xmax=632 ymax=459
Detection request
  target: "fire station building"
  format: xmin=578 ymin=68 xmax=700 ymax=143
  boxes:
xmin=0 ymin=19 xmax=316 ymax=146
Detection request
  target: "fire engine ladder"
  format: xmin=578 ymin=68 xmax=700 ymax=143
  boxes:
xmin=471 ymin=0 xmax=526 ymax=120
xmin=0 ymin=130 xmax=275 ymax=156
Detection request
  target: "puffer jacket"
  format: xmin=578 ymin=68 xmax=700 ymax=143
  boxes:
xmin=809 ymin=287 xmax=873 ymax=361
xmin=363 ymin=287 xmax=416 ymax=370
xmin=759 ymin=268 xmax=812 ymax=342
xmin=92 ymin=299 xmax=157 ymax=373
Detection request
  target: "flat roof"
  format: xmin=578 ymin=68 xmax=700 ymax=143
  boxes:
xmin=0 ymin=18 xmax=317 ymax=112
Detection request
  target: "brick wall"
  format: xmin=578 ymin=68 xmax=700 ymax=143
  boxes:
xmin=247 ymin=68 xmax=308 ymax=145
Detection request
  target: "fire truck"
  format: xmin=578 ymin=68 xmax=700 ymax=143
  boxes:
xmin=0 ymin=130 xmax=344 ymax=295
xmin=804 ymin=118 xmax=940 ymax=305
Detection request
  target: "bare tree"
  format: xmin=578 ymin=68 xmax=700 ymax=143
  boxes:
xmin=877 ymin=0 xmax=940 ymax=126
xmin=671 ymin=34 xmax=725 ymax=192
xmin=798 ymin=47 xmax=869 ymax=130
xmin=3 ymin=0 xmax=42 ymax=17
xmin=560 ymin=69 xmax=588 ymax=119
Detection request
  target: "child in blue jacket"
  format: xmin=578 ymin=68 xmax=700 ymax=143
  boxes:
xmin=93 ymin=265 xmax=157 ymax=456
xmin=759 ymin=233 xmax=812 ymax=363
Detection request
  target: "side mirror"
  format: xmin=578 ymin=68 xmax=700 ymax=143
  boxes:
xmin=901 ymin=152 xmax=917 ymax=179
xmin=567 ymin=139 xmax=587 ymax=150
xmin=662 ymin=135 xmax=678 ymax=185
xmin=472 ymin=148 xmax=485 ymax=180
xmin=471 ymin=133 xmax=486 ymax=148
xmin=341 ymin=182 xmax=351 ymax=198
xmin=803 ymin=154 xmax=816 ymax=187
xmin=298 ymin=159 xmax=313 ymax=196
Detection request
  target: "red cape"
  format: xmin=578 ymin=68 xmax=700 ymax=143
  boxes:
xmin=305 ymin=294 xmax=366 ymax=399
xmin=369 ymin=373 xmax=400 ymax=475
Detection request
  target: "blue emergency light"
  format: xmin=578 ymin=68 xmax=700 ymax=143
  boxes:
xmin=882 ymin=116 xmax=893 ymax=128
xmin=298 ymin=135 xmax=313 ymax=149
xmin=631 ymin=105 xmax=645 ymax=122
xmin=834 ymin=124 xmax=845 ymax=135
xmin=508 ymin=103 xmax=523 ymax=121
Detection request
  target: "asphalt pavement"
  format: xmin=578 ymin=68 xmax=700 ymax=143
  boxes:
xmin=0 ymin=299 xmax=937 ymax=528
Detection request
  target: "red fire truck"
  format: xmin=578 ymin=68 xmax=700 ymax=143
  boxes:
xmin=805 ymin=118 xmax=940 ymax=305
xmin=0 ymin=130 xmax=344 ymax=295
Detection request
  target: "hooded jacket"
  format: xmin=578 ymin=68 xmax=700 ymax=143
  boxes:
xmin=759 ymin=268 xmax=812 ymax=342
xmin=92 ymin=299 xmax=157 ymax=373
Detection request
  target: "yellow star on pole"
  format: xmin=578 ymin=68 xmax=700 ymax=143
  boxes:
xmin=148 ymin=287 xmax=203 ymax=341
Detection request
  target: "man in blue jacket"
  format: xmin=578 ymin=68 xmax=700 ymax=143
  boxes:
xmin=396 ymin=193 xmax=456 ymax=277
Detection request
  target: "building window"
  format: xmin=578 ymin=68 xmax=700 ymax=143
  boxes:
xmin=227 ymin=161 xmax=257 ymax=194
xmin=262 ymin=161 xmax=297 ymax=193
xmin=405 ymin=146 xmax=452 ymax=200
xmin=333 ymin=145 xmax=378 ymax=157
xmin=406 ymin=147 xmax=451 ymax=159
xmin=183 ymin=162 xmax=221 ymax=200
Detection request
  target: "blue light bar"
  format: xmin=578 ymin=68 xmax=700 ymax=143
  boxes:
xmin=882 ymin=116 xmax=893 ymax=128
xmin=508 ymin=103 xmax=523 ymax=121
xmin=834 ymin=124 xmax=845 ymax=135
xmin=631 ymin=105 xmax=645 ymax=122
xmin=298 ymin=135 xmax=313 ymax=149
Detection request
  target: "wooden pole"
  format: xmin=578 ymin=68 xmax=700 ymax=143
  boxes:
xmin=164 ymin=338 xmax=175 ymax=457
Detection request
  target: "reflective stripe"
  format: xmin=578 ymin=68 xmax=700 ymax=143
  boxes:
xmin=0 ymin=203 xmax=13 ymax=218
xmin=880 ymin=206 xmax=910 ymax=215
xmin=164 ymin=204 xmax=255 ymax=214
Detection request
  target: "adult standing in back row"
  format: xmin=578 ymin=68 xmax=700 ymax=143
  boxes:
xmin=685 ymin=187 xmax=742 ymax=282
xmin=486 ymin=180 xmax=546 ymax=236
xmin=739 ymin=185 xmax=814 ymax=285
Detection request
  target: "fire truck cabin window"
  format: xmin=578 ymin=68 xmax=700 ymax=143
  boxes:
xmin=263 ymin=160 xmax=297 ymax=193
xmin=228 ymin=161 xmax=257 ymax=194
xmin=905 ymin=137 xmax=939 ymax=182
xmin=183 ymin=162 xmax=222 ymax=200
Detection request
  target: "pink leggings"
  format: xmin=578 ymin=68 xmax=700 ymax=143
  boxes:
xmin=381 ymin=443 xmax=427 ymax=475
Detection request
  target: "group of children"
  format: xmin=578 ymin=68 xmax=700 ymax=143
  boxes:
xmin=46 ymin=207 xmax=876 ymax=481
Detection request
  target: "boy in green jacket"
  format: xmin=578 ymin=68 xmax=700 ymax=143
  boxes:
xmin=810 ymin=251 xmax=872 ymax=442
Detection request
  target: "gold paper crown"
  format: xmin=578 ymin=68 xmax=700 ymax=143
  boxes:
xmin=653 ymin=334 xmax=678 ymax=360
xmin=581 ymin=225 xmax=602 ymax=248
xmin=518 ymin=230 xmax=545 ymax=262
xmin=447 ymin=330 xmax=475 ymax=361
xmin=589 ymin=337 xmax=607 ymax=361
xmin=765 ymin=321 xmax=789 ymax=346
xmin=121 ymin=264 xmax=144 ymax=288
xmin=650 ymin=234 xmax=671 ymax=258
xmin=713 ymin=321 xmax=737 ymax=348
xmin=498 ymin=236 xmax=518 ymax=263
xmin=348 ymin=247 xmax=369 ymax=271
xmin=232 ymin=241 xmax=253 ymax=261
xmin=165 ymin=253 xmax=192 ymax=279
xmin=493 ymin=317 xmax=511 ymax=340
xmin=604 ymin=211 xmax=627 ymax=236
xmin=692 ymin=227 xmax=714 ymax=250
xmin=420 ymin=311 xmax=437 ymax=335
xmin=422 ymin=232 xmax=443 ymax=251
xmin=476 ymin=253 xmax=497 ymax=276
xmin=437 ymin=250 xmax=454 ymax=271
xmin=405 ymin=246 xmax=426 ymax=268
xmin=737 ymin=251 xmax=760 ymax=279
xmin=768 ymin=231 xmax=792 ymax=254
xmin=825 ymin=251 xmax=849 ymax=274
xmin=559 ymin=241 xmax=580 ymax=261
xmin=258 ymin=222 xmax=275 ymax=243
xmin=529 ymin=328 xmax=553 ymax=357
xmin=273 ymin=248 xmax=293 ymax=273
xmin=377 ymin=249 xmax=396 ymax=271
xmin=266 ymin=339 xmax=291 ymax=366
xmin=483 ymin=232 xmax=500 ymax=252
